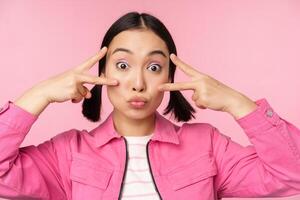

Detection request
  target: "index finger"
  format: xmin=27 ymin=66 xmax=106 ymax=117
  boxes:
xmin=78 ymin=73 xmax=119 ymax=86
xmin=77 ymin=46 xmax=108 ymax=71
xmin=158 ymin=81 xmax=195 ymax=91
xmin=170 ymin=54 xmax=204 ymax=77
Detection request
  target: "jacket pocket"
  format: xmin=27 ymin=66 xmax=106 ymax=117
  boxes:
xmin=70 ymin=152 xmax=114 ymax=199
xmin=166 ymin=152 xmax=217 ymax=191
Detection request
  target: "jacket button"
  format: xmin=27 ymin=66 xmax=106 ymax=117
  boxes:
xmin=266 ymin=109 xmax=273 ymax=117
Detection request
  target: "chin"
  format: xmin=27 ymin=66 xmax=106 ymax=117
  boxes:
xmin=125 ymin=109 xmax=154 ymax=120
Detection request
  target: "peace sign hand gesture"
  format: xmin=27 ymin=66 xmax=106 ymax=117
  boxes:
xmin=158 ymin=54 xmax=257 ymax=119
xmin=14 ymin=47 xmax=119 ymax=116
xmin=31 ymin=47 xmax=118 ymax=104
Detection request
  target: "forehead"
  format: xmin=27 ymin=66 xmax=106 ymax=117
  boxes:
xmin=107 ymin=29 xmax=169 ymax=57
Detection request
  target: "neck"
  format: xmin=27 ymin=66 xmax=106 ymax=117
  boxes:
xmin=112 ymin=109 xmax=156 ymax=137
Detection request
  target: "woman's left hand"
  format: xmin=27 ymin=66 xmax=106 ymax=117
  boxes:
xmin=158 ymin=54 xmax=258 ymax=120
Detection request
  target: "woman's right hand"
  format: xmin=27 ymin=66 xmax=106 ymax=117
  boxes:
xmin=34 ymin=46 xmax=118 ymax=104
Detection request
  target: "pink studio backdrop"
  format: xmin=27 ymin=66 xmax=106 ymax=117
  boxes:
xmin=0 ymin=1 xmax=300 ymax=200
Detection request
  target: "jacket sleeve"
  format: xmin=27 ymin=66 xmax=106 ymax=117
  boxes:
xmin=0 ymin=101 xmax=68 ymax=200
xmin=213 ymin=98 xmax=300 ymax=198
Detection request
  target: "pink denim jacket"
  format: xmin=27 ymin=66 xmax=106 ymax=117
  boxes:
xmin=0 ymin=98 xmax=300 ymax=200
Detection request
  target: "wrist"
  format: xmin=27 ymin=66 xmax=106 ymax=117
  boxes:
xmin=14 ymin=86 xmax=50 ymax=116
xmin=226 ymin=94 xmax=258 ymax=120
xmin=32 ymin=80 xmax=54 ymax=104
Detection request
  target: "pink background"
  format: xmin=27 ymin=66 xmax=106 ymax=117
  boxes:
xmin=0 ymin=1 xmax=300 ymax=199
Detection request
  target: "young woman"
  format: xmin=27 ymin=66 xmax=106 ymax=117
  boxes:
xmin=0 ymin=12 xmax=299 ymax=200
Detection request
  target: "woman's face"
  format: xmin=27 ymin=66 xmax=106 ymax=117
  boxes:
xmin=104 ymin=29 xmax=170 ymax=120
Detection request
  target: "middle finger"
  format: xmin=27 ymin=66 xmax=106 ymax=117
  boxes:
xmin=170 ymin=54 xmax=202 ymax=77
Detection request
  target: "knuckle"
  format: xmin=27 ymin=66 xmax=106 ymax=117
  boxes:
xmin=200 ymin=94 xmax=209 ymax=103
xmin=198 ymin=75 xmax=209 ymax=82
xmin=70 ymin=89 xmax=78 ymax=97
xmin=94 ymin=77 xmax=101 ymax=84
xmin=67 ymin=75 xmax=78 ymax=86
xmin=69 ymin=93 xmax=76 ymax=100
xmin=195 ymin=101 xmax=202 ymax=107
xmin=97 ymin=77 xmax=105 ymax=84
xmin=82 ymin=89 xmax=87 ymax=96
xmin=73 ymin=74 xmax=80 ymax=82
xmin=192 ymin=93 xmax=198 ymax=101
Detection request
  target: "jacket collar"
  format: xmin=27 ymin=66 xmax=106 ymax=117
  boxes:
xmin=91 ymin=110 xmax=180 ymax=147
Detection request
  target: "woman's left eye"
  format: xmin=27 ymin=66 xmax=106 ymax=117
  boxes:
xmin=147 ymin=64 xmax=161 ymax=72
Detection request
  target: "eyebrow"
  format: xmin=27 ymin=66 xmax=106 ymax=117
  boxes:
xmin=111 ymin=48 xmax=167 ymax=58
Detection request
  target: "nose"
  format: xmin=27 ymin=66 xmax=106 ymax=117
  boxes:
xmin=132 ymin=71 xmax=146 ymax=92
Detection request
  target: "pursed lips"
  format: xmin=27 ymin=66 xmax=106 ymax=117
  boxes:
xmin=128 ymin=96 xmax=148 ymax=108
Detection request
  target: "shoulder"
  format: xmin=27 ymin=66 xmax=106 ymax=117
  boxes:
xmin=176 ymin=122 xmax=233 ymax=155
xmin=50 ymin=128 xmax=92 ymax=148
xmin=46 ymin=128 xmax=94 ymax=159
xmin=180 ymin=122 xmax=230 ymax=137
xmin=51 ymin=128 xmax=81 ymax=142
xmin=179 ymin=122 xmax=216 ymax=137
xmin=175 ymin=122 xmax=217 ymax=147
xmin=179 ymin=121 xmax=231 ymax=143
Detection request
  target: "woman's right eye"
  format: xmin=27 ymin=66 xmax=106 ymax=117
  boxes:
xmin=116 ymin=62 xmax=129 ymax=70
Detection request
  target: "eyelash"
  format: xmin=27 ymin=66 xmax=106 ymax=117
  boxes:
xmin=115 ymin=61 xmax=162 ymax=72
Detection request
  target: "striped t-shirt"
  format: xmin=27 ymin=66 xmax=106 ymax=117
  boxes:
xmin=121 ymin=134 xmax=160 ymax=199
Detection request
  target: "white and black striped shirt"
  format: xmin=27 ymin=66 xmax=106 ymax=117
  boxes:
xmin=121 ymin=134 xmax=160 ymax=199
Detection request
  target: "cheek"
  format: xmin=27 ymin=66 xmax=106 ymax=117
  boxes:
xmin=106 ymin=79 xmax=128 ymax=106
xmin=148 ymin=85 xmax=165 ymax=109
xmin=150 ymin=74 xmax=169 ymax=91
xmin=105 ymin=65 xmax=119 ymax=79
xmin=105 ymin=64 xmax=129 ymax=86
xmin=105 ymin=65 xmax=124 ymax=95
xmin=105 ymin=70 xmax=123 ymax=103
xmin=106 ymin=85 xmax=126 ymax=109
xmin=148 ymin=78 xmax=167 ymax=100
